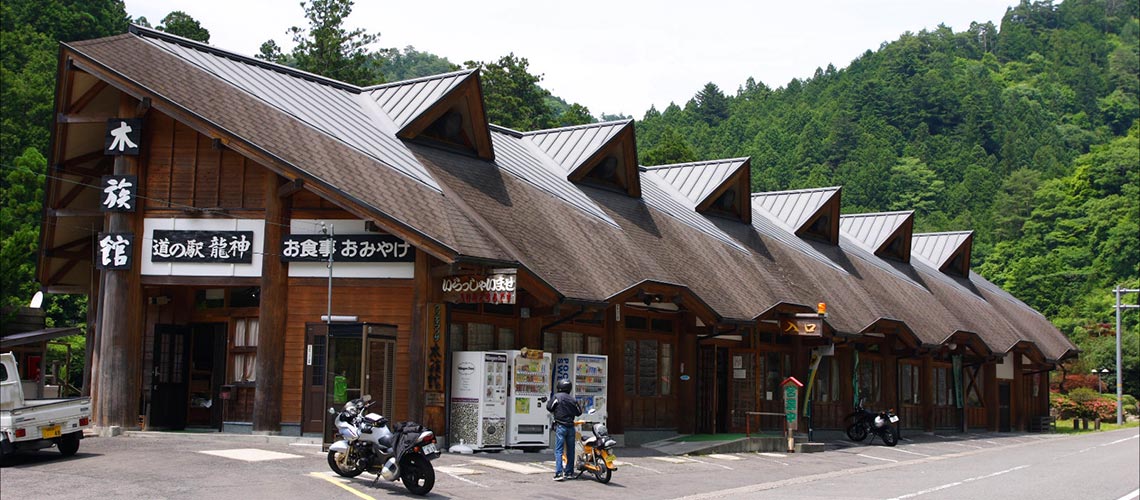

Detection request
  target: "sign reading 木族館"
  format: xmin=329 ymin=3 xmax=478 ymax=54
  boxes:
xmin=280 ymin=234 xmax=413 ymax=263
xmin=441 ymin=270 xmax=517 ymax=304
xmin=151 ymin=230 xmax=254 ymax=263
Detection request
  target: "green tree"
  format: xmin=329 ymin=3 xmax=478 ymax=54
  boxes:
xmin=375 ymin=45 xmax=457 ymax=81
xmin=156 ymin=11 xmax=210 ymax=43
xmin=690 ymin=82 xmax=729 ymax=125
xmin=641 ymin=128 xmax=697 ymax=166
xmin=464 ymin=53 xmax=554 ymax=130
xmin=259 ymin=0 xmax=381 ymax=86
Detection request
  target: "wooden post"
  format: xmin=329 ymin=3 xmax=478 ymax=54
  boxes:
xmin=1012 ymin=353 xmax=1024 ymax=431
xmin=252 ymin=173 xmax=289 ymax=432
xmin=606 ymin=304 xmax=625 ymax=435
xmin=838 ymin=345 xmax=853 ymax=417
xmin=985 ymin=361 xmax=998 ymax=432
xmin=406 ymin=250 xmax=431 ymax=422
xmin=921 ymin=354 xmax=933 ymax=432
xmin=94 ymin=94 xmax=143 ymax=431
xmin=677 ymin=312 xmax=698 ymax=434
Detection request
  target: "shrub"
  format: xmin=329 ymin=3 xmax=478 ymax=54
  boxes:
xmin=1084 ymin=398 xmax=1117 ymax=421
xmin=1051 ymin=392 xmax=1079 ymax=419
xmin=1068 ymin=387 xmax=1099 ymax=404
xmin=1123 ymin=394 xmax=1139 ymax=416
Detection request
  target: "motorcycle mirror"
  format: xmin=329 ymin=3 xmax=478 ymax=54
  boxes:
xmin=328 ymin=407 xmax=336 ymax=415
xmin=363 ymin=394 xmax=372 ymax=402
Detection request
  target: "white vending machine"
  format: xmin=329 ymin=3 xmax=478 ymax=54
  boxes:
xmin=502 ymin=349 xmax=552 ymax=449
xmin=553 ymin=354 xmax=608 ymax=423
xmin=449 ymin=351 xmax=508 ymax=450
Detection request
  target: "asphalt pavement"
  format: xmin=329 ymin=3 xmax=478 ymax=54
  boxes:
xmin=1 ymin=428 xmax=1136 ymax=500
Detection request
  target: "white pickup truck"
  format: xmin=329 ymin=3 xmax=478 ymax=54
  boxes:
xmin=1 ymin=352 xmax=91 ymax=458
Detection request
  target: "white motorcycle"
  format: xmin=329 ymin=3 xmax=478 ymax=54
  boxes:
xmin=327 ymin=395 xmax=441 ymax=496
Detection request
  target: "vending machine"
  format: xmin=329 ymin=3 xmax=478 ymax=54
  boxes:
xmin=449 ymin=351 xmax=508 ymax=450
xmin=553 ymin=354 xmax=608 ymax=423
xmin=502 ymin=349 xmax=552 ymax=449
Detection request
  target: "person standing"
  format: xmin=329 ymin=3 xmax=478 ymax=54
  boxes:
xmin=546 ymin=378 xmax=582 ymax=481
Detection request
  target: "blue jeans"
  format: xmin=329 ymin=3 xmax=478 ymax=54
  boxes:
xmin=554 ymin=423 xmax=575 ymax=475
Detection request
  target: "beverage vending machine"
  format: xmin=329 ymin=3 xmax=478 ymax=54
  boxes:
xmin=449 ymin=351 xmax=508 ymax=450
xmin=553 ymin=354 xmax=608 ymax=423
xmin=502 ymin=349 xmax=552 ymax=450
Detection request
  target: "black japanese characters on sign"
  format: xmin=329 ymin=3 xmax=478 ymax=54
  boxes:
xmin=104 ymin=118 xmax=142 ymax=156
xmin=151 ymin=230 xmax=254 ymax=263
xmin=100 ymin=175 xmax=137 ymax=212
xmin=96 ymin=232 xmax=134 ymax=270
xmin=280 ymin=234 xmax=413 ymax=263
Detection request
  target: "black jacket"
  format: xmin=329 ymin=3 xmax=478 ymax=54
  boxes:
xmin=546 ymin=392 xmax=581 ymax=427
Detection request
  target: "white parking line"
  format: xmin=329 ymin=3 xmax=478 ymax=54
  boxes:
xmin=707 ymin=454 xmax=743 ymax=461
xmin=651 ymin=456 xmax=692 ymax=464
xmin=857 ymin=454 xmax=898 ymax=463
xmin=470 ymin=458 xmax=548 ymax=474
xmin=440 ymin=469 xmax=489 ymax=488
xmin=1115 ymin=488 xmax=1139 ymax=500
xmin=883 ymin=447 xmax=930 ymax=457
xmin=885 ymin=464 xmax=1029 ymax=499
xmin=758 ymin=452 xmax=787 ymax=458
xmin=684 ymin=456 xmax=734 ymax=470
xmin=621 ymin=461 xmax=664 ymax=474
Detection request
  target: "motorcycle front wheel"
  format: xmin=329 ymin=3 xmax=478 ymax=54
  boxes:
xmin=592 ymin=452 xmax=612 ymax=484
xmin=327 ymin=449 xmax=365 ymax=478
xmin=882 ymin=428 xmax=899 ymax=447
xmin=846 ymin=423 xmax=868 ymax=442
xmin=401 ymin=453 xmax=436 ymax=496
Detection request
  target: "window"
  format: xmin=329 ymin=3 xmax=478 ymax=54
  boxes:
xmin=230 ymin=318 xmax=258 ymax=383
xmin=857 ymin=357 xmax=883 ymax=405
xmin=761 ymin=352 xmax=791 ymax=401
xmin=542 ymin=331 xmax=604 ymax=355
xmin=900 ymin=363 xmax=920 ymax=404
xmin=623 ymin=339 xmax=672 ymax=397
xmin=814 ymin=358 xmax=840 ymax=402
xmin=449 ymin=322 xmax=515 ymax=351
xmin=934 ymin=366 xmax=953 ymax=406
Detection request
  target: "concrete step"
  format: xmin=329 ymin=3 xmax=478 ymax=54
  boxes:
xmin=794 ymin=442 xmax=826 ymax=453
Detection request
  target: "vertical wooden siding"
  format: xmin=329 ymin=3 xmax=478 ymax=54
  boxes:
xmin=282 ymin=280 xmax=414 ymax=424
xmin=144 ymin=113 xmax=264 ymax=210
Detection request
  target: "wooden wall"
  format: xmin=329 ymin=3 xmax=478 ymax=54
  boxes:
xmin=281 ymin=279 xmax=414 ymax=424
xmin=145 ymin=113 xmax=265 ymax=211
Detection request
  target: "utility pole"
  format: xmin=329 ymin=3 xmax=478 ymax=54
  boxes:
xmin=1113 ymin=286 xmax=1138 ymax=425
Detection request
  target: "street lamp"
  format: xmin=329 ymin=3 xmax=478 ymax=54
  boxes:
xmin=1091 ymin=368 xmax=1103 ymax=393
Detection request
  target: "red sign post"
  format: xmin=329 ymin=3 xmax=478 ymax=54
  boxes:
xmin=782 ymin=376 xmax=803 ymax=452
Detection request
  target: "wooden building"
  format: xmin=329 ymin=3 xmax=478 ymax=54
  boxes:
xmin=38 ymin=26 xmax=1074 ymax=442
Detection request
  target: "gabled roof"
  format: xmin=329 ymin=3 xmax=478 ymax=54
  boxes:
xmin=839 ymin=211 xmax=914 ymax=262
xmin=642 ymin=158 xmax=752 ymax=223
xmin=912 ymin=231 xmax=973 ymax=277
xmin=751 ymin=186 xmax=841 ymax=243
xmin=369 ymin=69 xmax=495 ymax=160
xmin=524 ymin=120 xmax=640 ymax=197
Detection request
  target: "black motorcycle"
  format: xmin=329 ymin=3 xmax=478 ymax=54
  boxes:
xmin=327 ymin=396 xmax=441 ymax=496
xmin=845 ymin=403 xmax=900 ymax=446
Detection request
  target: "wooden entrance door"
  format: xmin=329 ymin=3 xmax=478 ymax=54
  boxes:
xmin=728 ymin=349 xmax=756 ymax=433
xmin=302 ymin=324 xmax=328 ymax=434
xmin=151 ymin=324 xmax=190 ymax=430
xmin=998 ymin=382 xmax=1011 ymax=432
xmin=757 ymin=351 xmax=791 ymax=433
xmin=187 ymin=323 xmax=226 ymax=429
xmin=364 ymin=335 xmax=396 ymax=419
xmin=697 ymin=345 xmax=716 ymax=433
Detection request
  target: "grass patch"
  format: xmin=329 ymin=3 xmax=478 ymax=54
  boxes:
xmin=1054 ymin=418 xmax=1139 ymax=434
xmin=673 ymin=433 xmax=749 ymax=442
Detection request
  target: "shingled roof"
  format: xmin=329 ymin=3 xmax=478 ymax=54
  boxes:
xmin=51 ymin=26 xmax=1074 ymax=361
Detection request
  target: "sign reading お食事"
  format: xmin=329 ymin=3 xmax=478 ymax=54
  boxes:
xmin=280 ymin=234 xmax=413 ymax=262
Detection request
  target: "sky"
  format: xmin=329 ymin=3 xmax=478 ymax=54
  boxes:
xmin=126 ymin=0 xmax=1017 ymax=118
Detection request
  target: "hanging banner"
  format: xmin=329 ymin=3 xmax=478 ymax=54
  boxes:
xmin=281 ymin=234 xmax=412 ymax=263
xmin=853 ymin=350 xmax=861 ymax=407
xmin=442 ymin=269 xmax=517 ymax=304
xmin=424 ymin=303 xmax=446 ymax=399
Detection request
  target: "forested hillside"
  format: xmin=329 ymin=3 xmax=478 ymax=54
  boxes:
xmin=635 ymin=0 xmax=1139 ymax=383
xmin=0 ymin=0 xmax=1136 ymax=391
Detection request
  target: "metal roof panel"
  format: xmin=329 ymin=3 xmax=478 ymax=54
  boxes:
xmin=751 ymin=187 xmax=840 ymax=233
xmin=912 ymin=231 xmax=972 ymax=269
xmin=525 ymin=120 xmax=629 ymax=175
xmin=643 ymin=158 xmax=747 ymax=208
xmin=839 ymin=211 xmax=913 ymax=253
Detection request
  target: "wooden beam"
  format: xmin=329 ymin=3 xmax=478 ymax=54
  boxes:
xmin=277 ymin=177 xmax=304 ymax=198
xmin=67 ymin=80 xmax=108 ymax=114
xmin=57 ymin=112 xmax=115 ymax=124
xmin=48 ymin=208 xmax=103 ymax=218
xmin=44 ymin=248 xmax=90 ymax=260
xmin=47 ymin=257 xmax=83 ymax=286
xmin=59 ymin=150 xmax=105 ymax=168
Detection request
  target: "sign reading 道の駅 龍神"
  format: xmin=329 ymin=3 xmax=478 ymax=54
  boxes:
xmin=151 ymin=230 xmax=254 ymax=263
xmin=280 ymin=234 xmax=413 ymax=263
xmin=441 ymin=270 xmax=517 ymax=304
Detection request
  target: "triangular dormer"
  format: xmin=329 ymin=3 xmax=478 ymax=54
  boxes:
xmin=751 ymin=186 xmax=841 ymax=244
xmin=525 ymin=120 xmax=640 ymax=197
xmin=912 ymin=231 xmax=974 ymax=278
xmin=839 ymin=211 xmax=914 ymax=262
xmin=642 ymin=158 xmax=752 ymax=223
xmin=368 ymin=69 xmax=494 ymax=160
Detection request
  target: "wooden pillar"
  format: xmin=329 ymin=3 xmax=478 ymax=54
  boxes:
xmin=921 ymin=354 xmax=933 ymax=432
xmin=677 ymin=313 xmax=698 ymax=434
xmin=984 ymin=361 xmax=998 ymax=432
xmin=406 ymin=250 xmax=433 ymax=423
xmin=1012 ymin=353 xmax=1024 ymax=431
xmin=606 ymin=304 xmax=625 ymax=435
xmin=1039 ymin=371 xmax=1050 ymax=417
xmin=84 ymin=271 xmax=104 ymax=397
xmin=252 ymin=173 xmax=289 ymax=432
xmin=882 ymin=349 xmax=898 ymax=413
xmin=838 ymin=345 xmax=853 ymax=414
xmin=94 ymin=94 xmax=144 ymax=430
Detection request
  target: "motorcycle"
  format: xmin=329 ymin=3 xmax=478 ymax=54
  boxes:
xmin=845 ymin=402 xmax=899 ymax=447
xmin=326 ymin=395 xmax=441 ymax=496
xmin=566 ymin=408 xmax=618 ymax=483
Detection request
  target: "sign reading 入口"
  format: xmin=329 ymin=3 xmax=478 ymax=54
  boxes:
xmin=780 ymin=317 xmax=823 ymax=336
xmin=280 ymin=234 xmax=412 ymax=263
xmin=442 ymin=269 xmax=517 ymax=304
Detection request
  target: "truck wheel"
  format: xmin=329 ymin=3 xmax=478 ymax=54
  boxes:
xmin=58 ymin=434 xmax=80 ymax=457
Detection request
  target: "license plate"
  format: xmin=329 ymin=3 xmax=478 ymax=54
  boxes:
xmin=42 ymin=425 xmax=61 ymax=439
xmin=421 ymin=443 xmax=438 ymax=455
xmin=889 ymin=415 xmax=899 ymax=423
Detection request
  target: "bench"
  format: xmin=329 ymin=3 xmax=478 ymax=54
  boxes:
xmin=1028 ymin=415 xmax=1056 ymax=432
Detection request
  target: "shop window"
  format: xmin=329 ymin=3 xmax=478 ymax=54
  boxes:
xmin=230 ymin=318 xmax=258 ymax=382
xmin=651 ymin=318 xmax=673 ymax=333
xmin=934 ymin=366 xmax=953 ymax=406
xmin=900 ymin=363 xmax=920 ymax=404
xmin=541 ymin=331 xmax=603 ymax=355
xmin=624 ymin=316 xmax=647 ymax=330
xmin=814 ymin=358 xmax=840 ymax=402
xmin=449 ymin=322 xmax=515 ymax=351
xmin=196 ymin=288 xmax=225 ymax=309
xmin=857 ymin=357 xmax=883 ymax=405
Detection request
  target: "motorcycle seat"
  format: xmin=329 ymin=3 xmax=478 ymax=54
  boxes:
xmin=582 ymin=436 xmax=598 ymax=446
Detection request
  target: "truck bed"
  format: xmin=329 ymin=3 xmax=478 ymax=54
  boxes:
xmin=1 ymin=396 xmax=91 ymax=440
